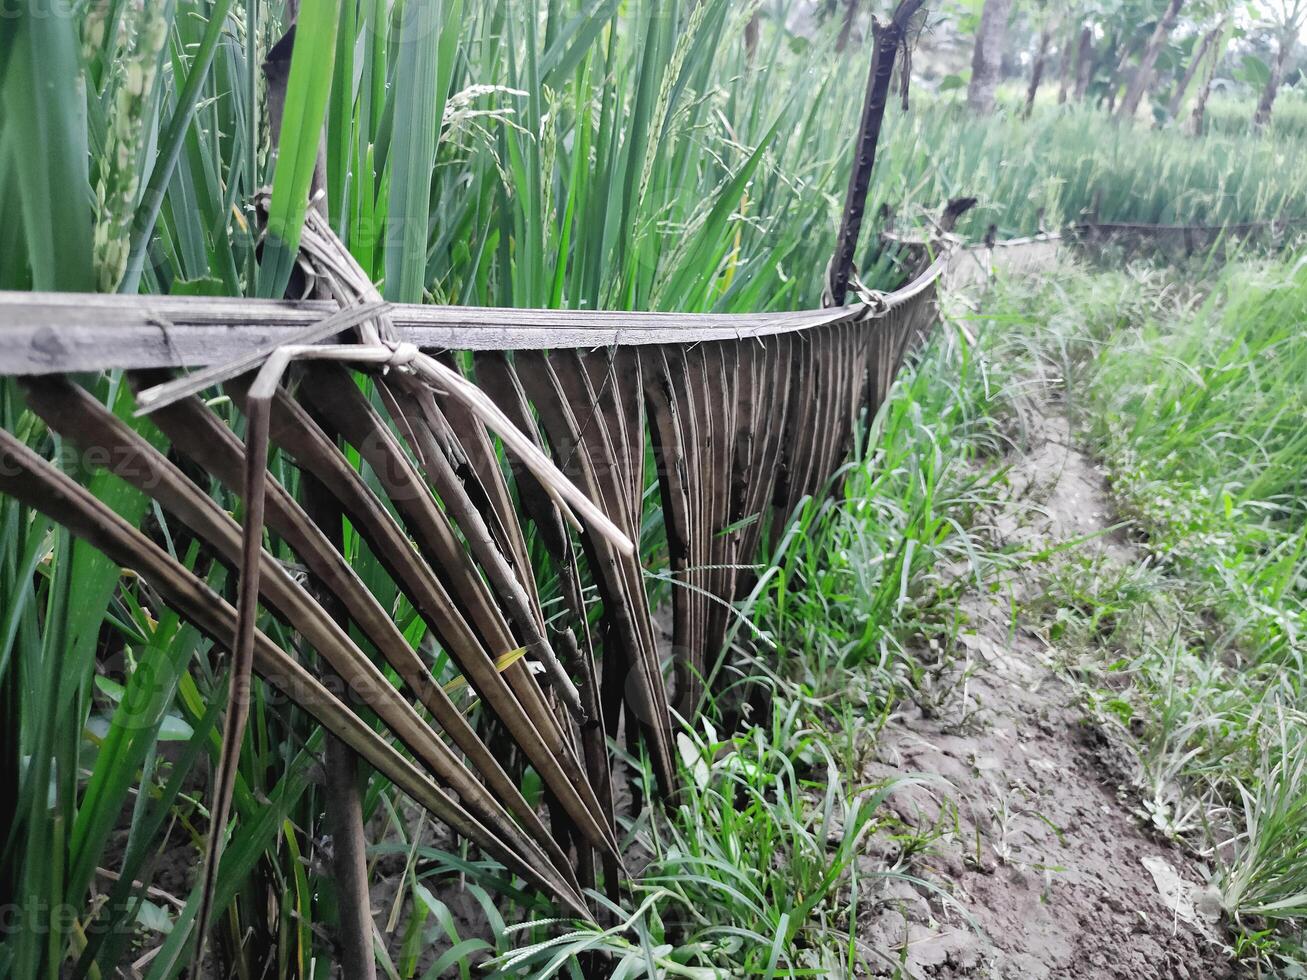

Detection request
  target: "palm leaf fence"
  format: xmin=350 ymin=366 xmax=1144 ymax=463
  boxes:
xmin=0 ymin=174 xmax=948 ymax=914
xmin=1068 ymin=216 xmax=1307 ymax=259
xmin=890 ymin=212 xmax=1307 ymax=293
xmin=883 ymin=202 xmax=1307 ymax=289
xmin=0 ymin=1 xmax=949 ymax=968
xmin=0 ymin=187 xmax=944 ymax=971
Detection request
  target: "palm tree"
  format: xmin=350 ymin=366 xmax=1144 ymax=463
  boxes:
xmin=1118 ymin=0 xmax=1186 ymax=119
xmin=967 ymin=0 xmax=1016 ymax=115
xmin=1253 ymin=0 xmax=1307 ymax=129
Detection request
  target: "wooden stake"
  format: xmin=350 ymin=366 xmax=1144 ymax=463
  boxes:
xmin=827 ymin=0 xmax=926 ymax=307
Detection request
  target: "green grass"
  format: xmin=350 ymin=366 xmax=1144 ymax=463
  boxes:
xmin=976 ymin=254 xmax=1307 ymax=971
xmin=1093 ymin=261 xmax=1307 ymax=656
xmin=1087 ymin=257 xmax=1307 ymax=964
xmin=480 ymin=706 xmax=937 ymax=978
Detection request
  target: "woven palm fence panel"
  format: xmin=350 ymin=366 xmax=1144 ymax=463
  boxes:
xmin=0 ymin=247 xmax=945 ymax=920
xmin=1070 ymin=216 xmax=1307 ymax=259
xmin=942 ymin=233 xmax=1064 ymax=290
xmin=0 ymin=2 xmax=937 ymax=944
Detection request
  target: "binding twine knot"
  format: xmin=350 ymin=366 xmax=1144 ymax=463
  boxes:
xmin=849 ymin=270 xmax=890 ymax=317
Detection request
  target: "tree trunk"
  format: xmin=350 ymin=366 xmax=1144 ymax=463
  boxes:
xmin=1105 ymin=28 xmax=1149 ymax=110
xmin=1188 ymin=81 xmax=1211 ymax=134
xmin=1057 ymin=26 xmax=1077 ymax=104
xmin=1025 ymin=24 xmax=1053 ymax=117
xmin=1100 ymin=32 xmax=1131 ymax=109
xmin=1108 ymin=33 xmax=1132 ymax=108
xmin=966 ymin=0 xmax=1014 ymax=115
xmin=1119 ymin=0 xmax=1185 ymax=119
xmin=1073 ymin=26 xmax=1094 ymax=101
xmin=325 ymin=738 xmax=377 ymax=978
xmin=1253 ymin=28 xmax=1296 ymax=129
xmin=827 ymin=0 xmax=925 ymax=306
xmin=1168 ymin=23 xmax=1221 ymax=120
xmin=1187 ymin=41 xmax=1220 ymax=135
xmin=836 ymin=0 xmax=859 ymax=53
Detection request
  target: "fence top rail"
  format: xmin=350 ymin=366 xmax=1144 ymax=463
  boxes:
xmin=0 ymin=253 xmax=947 ymax=377
xmin=1072 ymin=215 xmax=1307 ymax=235
xmin=885 ymin=230 xmax=1063 ymax=250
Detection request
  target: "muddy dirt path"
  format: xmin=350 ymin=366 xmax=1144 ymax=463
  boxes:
xmin=854 ymin=400 xmax=1236 ymax=979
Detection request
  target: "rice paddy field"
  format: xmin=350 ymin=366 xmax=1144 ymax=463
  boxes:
xmin=1 ymin=0 xmax=1306 ymax=977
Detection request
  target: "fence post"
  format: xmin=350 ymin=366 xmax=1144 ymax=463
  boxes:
xmin=826 ymin=0 xmax=927 ymax=307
